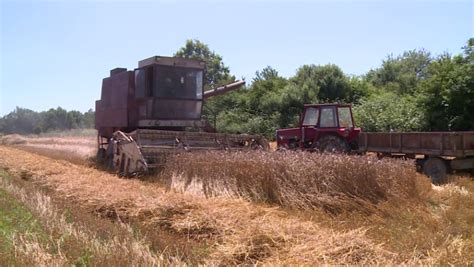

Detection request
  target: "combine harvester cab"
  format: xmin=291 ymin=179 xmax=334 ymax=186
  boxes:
xmin=95 ymin=56 xmax=269 ymax=175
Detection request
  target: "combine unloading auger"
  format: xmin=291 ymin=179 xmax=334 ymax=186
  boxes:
xmin=95 ymin=56 xmax=269 ymax=176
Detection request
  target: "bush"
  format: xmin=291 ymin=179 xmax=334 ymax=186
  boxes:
xmin=353 ymin=92 xmax=425 ymax=132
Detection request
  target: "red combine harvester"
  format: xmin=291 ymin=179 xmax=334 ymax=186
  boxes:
xmin=276 ymin=103 xmax=474 ymax=183
xmin=95 ymin=56 xmax=269 ymax=175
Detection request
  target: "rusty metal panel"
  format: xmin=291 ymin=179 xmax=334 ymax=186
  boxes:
xmin=450 ymin=157 xmax=474 ymax=170
xmin=361 ymin=133 xmax=391 ymax=150
xmin=96 ymin=108 xmax=128 ymax=128
xmin=360 ymin=131 xmax=474 ymax=158
xmin=464 ymin=132 xmax=474 ymax=156
xmin=445 ymin=133 xmax=463 ymax=152
xmin=401 ymin=133 xmax=420 ymax=149
xmin=109 ymin=71 xmax=130 ymax=109
xmin=391 ymin=133 xmax=401 ymax=151
xmin=138 ymin=119 xmax=205 ymax=128
xmin=94 ymin=100 xmax=103 ymax=129
xmin=100 ymin=78 xmax=112 ymax=107
xmin=96 ymin=71 xmax=132 ymax=131
xmin=110 ymin=67 xmax=127 ymax=76
xmin=421 ymin=134 xmax=442 ymax=150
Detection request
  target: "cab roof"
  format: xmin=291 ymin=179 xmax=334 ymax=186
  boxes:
xmin=303 ymin=103 xmax=352 ymax=108
xmin=138 ymin=56 xmax=205 ymax=69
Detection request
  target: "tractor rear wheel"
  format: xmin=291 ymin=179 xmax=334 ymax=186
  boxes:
xmin=316 ymin=135 xmax=349 ymax=153
xmin=423 ymin=157 xmax=447 ymax=184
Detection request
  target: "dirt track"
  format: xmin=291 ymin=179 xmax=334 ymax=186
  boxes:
xmin=0 ymin=134 xmax=96 ymax=165
xmin=0 ymin=145 xmax=397 ymax=265
xmin=22 ymin=136 xmax=96 ymax=157
xmin=0 ymin=143 xmax=472 ymax=265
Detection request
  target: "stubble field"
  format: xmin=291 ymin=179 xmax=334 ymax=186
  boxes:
xmin=0 ymin=132 xmax=472 ymax=265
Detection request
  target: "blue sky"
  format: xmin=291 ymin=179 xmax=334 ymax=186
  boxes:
xmin=1 ymin=0 xmax=472 ymax=116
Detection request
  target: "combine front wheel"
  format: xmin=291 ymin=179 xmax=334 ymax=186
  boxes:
xmin=96 ymin=148 xmax=106 ymax=163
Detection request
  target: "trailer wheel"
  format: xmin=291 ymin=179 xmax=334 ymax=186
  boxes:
xmin=316 ymin=135 xmax=349 ymax=153
xmin=423 ymin=157 xmax=447 ymax=184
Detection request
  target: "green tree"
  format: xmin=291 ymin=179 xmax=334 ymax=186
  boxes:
xmin=83 ymin=109 xmax=95 ymax=129
xmin=366 ymin=49 xmax=431 ymax=95
xmin=418 ymin=39 xmax=474 ymax=131
xmin=353 ymin=92 xmax=425 ymax=132
xmin=214 ymin=67 xmax=288 ymax=139
xmin=287 ymin=64 xmax=352 ymax=103
xmin=0 ymin=107 xmax=39 ymax=134
xmin=0 ymin=107 xmax=96 ymax=135
xmin=40 ymin=107 xmax=69 ymax=131
xmin=66 ymin=110 xmax=83 ymax=129
xmin=247 ymin=66 xmax=287 ymax=114
xmin=174 ymin=39 xmax=234 ymax=90
xmin=347 ymin=76 xmax=373 ymax=104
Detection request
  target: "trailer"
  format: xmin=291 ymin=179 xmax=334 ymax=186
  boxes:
xmin=358 ymin=132 xmax=474 ymax=183
xmin=275 ymin=103 xmax=474 ymax=184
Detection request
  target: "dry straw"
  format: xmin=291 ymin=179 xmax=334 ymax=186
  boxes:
xmin=0 ymin=178 xmax=178 ymax=266
xmin=0 ymin=146 xmax=398 ymax=265
xmin=0 ymin=145 xmax=471 ymax=265
xmin=165 ymin=150 xmax=422 ymax=214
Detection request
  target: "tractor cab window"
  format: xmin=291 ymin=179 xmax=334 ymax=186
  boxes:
xmin=320 ymin=107 xmax=337 ymax=127
xmin=302 ymin=107 xmax=319 ymax=126
xmin=338 ymin=107 xmax=353 ymax=128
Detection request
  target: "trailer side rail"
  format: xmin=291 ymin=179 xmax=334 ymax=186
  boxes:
xmin=358 ymin=132 xmax=474 ymax=158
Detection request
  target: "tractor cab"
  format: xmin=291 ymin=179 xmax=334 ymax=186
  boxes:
xmin=276 ymin=103 xmax=361 ymax=152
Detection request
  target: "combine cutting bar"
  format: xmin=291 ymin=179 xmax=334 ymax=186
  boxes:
xmin=111 ymin=129 xmax=269 ymax=175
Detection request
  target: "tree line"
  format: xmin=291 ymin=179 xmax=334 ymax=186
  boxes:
xmin=178 ymin=38 xmax=473 ymax=138
xmin=0 ymin=107 xmax=94 ymax=135
xmin=1 ymin=38 xmax=472 ymax=138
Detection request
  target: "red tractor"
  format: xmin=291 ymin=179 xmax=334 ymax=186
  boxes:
xmin=276 ymin=103 xmax=360 ymax=152
xmin=276 ymin=103 xmax=474 ymax=184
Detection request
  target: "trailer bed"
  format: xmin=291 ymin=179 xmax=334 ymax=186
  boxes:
xmin=358 ymin=131 xmax=474 ymax=158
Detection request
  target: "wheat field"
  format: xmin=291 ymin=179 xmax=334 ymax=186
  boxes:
xmin=0 ymin=135 xmax=472 ymax=265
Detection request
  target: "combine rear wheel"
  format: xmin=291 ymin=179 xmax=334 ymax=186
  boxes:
xmin=423 ymin=157 xmax=447 ymax=184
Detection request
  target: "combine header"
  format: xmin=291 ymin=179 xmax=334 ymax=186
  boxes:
xmin=95 ymin=56 xmax=269 ymax=175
